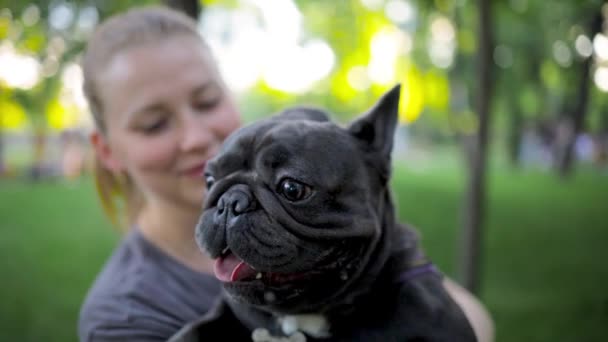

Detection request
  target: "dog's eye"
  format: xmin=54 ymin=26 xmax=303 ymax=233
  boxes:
xmin=205 ymin=175 xmax=215 ymax=189
xmin=278 ymin=178 xmax=311 ymax=202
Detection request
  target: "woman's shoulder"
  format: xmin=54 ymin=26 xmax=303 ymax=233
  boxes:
xmin=78 ymin=229 xmax=222 ymax=341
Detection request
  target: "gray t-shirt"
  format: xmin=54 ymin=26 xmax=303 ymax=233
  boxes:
xmin=78 ymin=229 xmax=221 ymax=341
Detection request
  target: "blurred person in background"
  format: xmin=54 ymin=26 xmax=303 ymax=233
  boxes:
xmin=78 ymin=6 xmax=493 ymax=342
xmin=60 ymin=129 xmax=88 ymax=181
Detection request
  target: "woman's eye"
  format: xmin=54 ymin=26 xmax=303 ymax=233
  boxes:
xmin=194 ymin=97 xmax=221 ymax=111
xmin=139 ymin=119 xmax=168 ymax=135
xmin=278 ymin=178 xmax=312 ymax=202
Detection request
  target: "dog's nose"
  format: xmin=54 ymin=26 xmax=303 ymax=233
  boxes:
xmin=216 ymin=185 xmax=256 ymax=218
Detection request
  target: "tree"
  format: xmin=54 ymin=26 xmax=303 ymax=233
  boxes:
xmin=459 ymin=0 xmax=494 ymax=293
xmin=555 ymin=9 xmax=605 ymax=177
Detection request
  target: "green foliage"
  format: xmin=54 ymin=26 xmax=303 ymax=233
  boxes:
xmin=0 ymin=94 xmax=28 ymax=130
xmin=0 ymin=14 xmax=10 ymax=39
xmin=2 ymin=0 xmax=605 ymax=135
xmin=201 ymin=0 xmax=238 ymax=7
xmin=0 ymin=0 xmax=157 ymax=131
xmin=16 ymin=25 xmax=46 ymax=54
xmin=519 ymin=84 xmax=542 ymax=118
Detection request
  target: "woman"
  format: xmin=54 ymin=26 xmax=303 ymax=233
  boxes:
xmin=79 ymin=6 xmax=493 ymax=342
xmin=79 ymin=7 xmax=240 ymax=341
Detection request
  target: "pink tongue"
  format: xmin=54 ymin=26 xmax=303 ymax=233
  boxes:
xmin=213 ymin=253 xmax=257 ymax=282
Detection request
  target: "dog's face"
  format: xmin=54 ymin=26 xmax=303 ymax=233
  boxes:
xmin=195 ymin=86 xmax=400 ymax=314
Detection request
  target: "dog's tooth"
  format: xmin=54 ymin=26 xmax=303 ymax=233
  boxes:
xmin=256 ymin=272 xmax=262 ymax=279
xmin=264 ymin=291 xmax=276 ymax=303
xmin=222 ymin=247 xmax=229 ymax=255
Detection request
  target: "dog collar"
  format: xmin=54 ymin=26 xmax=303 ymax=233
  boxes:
xmin=397 ymin=262 xmax=440 ymax=283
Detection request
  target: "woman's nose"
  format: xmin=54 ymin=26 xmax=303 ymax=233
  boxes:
xmin=180 ymin=114 xmax=214 ymax=152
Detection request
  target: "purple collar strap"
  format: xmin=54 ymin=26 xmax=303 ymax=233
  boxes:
xmin=397 ymin=263 xmax=441 ymax=283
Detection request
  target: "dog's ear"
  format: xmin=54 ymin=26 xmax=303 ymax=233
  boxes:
xmin=277 ymin=107 xmax=330 ymax=122
xmin=348 ymin=84 xmax=400 ymax=159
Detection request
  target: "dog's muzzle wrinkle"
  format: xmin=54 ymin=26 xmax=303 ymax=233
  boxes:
xmin=197 ymin=185 xmax=258 ymax=259
xmin=196 ymin=211 xmax=226 ymax=258
xmin=215 ymin=185 xmax=257 ymax=222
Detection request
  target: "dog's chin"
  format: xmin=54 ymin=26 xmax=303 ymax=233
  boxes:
xmin=214 ymin=250 xmax=360 ymax=314
xmin=224 ymin=272 xmax=351 ymax=314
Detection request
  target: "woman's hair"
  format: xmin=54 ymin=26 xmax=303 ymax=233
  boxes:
xmin=82 ymin=6 xmax=206 ymax=227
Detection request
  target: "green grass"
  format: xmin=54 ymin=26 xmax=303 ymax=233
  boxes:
xmin=1 ymin=164 xmax=607 ymax=341
xmin=392 ymin=162 xmax=608 ymax=342
xmin=0 ymin=179 xmax=118 ymax=342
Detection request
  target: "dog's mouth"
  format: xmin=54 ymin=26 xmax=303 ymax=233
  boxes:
xmin=213 ymin=248 xmax=316 ymax=285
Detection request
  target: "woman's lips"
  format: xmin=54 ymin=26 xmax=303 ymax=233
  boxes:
xmin=182 ymin=161 xmax=206 ymax=178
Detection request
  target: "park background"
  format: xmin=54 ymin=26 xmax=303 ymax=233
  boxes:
xmin=1 ymin=0 xmax=607 ymax=341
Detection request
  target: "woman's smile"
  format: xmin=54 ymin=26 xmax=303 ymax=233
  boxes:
xmin=180 ymin=160 xmax=208 ymax=179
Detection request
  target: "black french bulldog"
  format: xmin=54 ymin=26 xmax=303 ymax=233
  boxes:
xmin=170 ymin=86 xmax=476 ymax=341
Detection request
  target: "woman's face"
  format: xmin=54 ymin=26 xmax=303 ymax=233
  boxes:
xmin=93 ymin=36 xmax=240 ymax=212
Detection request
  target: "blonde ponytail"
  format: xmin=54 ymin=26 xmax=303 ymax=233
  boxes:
xmin=93 ymin=158 xmax=142 ymax=229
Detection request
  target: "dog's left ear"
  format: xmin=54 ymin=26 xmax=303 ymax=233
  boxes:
xmin=348 ymin=84 xmax=401 ymax=160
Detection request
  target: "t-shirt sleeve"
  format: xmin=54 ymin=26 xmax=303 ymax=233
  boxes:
xmin=79 ymin=294 xmax=182 ymax=342
xmin=78 ymin=230 xmax=221 ymax=342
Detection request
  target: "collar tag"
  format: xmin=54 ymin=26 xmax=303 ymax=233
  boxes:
xmin=280 ymin=314 xmax=330 ymax=338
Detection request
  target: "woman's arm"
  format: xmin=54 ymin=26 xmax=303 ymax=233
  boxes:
xmin=443 ymin=277 xmax=495 ymax=342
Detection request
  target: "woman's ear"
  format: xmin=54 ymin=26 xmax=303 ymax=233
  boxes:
xmin=90 ymin=130 xmax=124 ymax=173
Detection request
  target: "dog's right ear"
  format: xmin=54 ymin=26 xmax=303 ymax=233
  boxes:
xmin=347 ymin=85 xmax=400 ymax=183
xmin=277 ymin=107 xmax=330 ymax=123
xmin=347 ymin=85 xmax=400 ymax=159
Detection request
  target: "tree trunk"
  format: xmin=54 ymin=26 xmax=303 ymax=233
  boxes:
xmin=29 ymin=128 xmax=48 ymax=181
xmin=556 ymin=12 xmax=603 ymax=178
xmin=507 ymin=109 xmax=523 ymax=167
xmin=602 ymin=109 xmax=608 ymax=135
xmin=164 ymin=0 xmax=201 ymax=20
xmin=459 ymin=0 xmax=493 ymax=294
